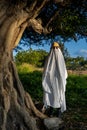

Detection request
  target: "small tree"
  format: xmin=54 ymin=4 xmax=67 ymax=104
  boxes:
xmin=15 ymin=49 xmax=48 ymax=67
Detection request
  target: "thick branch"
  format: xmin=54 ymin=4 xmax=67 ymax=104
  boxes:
xmin=53 ymin=0 xmax=64 ymax=3
xmin=0 ymin=8 xmax=29 ymax=49
xmin=46 ymin=10 xmax=60 ymax=28
xmin=0 ymin=1 xmax=8 ymax=18
xmin=42 ymin=10 xmax=60 ymax=34
xmin=0 ymin=17 xmax=15 ymax=46
xmin=33 ymin=0 xmax=48 ymax=18
xmin=29 ymin=18 xmax=43 ymax=34
xmin=13 ymin=22 xmax=28 ymax=48
xmin=25 ymin=0 xmax=37 ymax=13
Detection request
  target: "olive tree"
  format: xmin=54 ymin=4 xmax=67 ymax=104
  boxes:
xmin=0 ymin=0 xmax=87 ymax=130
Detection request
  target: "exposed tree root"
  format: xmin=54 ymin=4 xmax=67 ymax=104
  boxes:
xmin=24 ymin=92 xmax=47 ymax=119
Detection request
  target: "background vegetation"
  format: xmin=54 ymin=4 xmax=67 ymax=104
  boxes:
xmin=15 ymin=47 xmax=87 ymax=130
xmin=14 ymin=0 xmax=87 ymax=128
xmin=17 ymin=65 xmax=87 ymax=130
xmin=15 ymin=47 xmax=87 ymax=70
xmin=15 ymin=49 xmax=48 ymax=67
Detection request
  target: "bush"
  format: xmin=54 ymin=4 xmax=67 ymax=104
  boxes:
xmin=17 ymin=63 xmax=39 ymax=74
xmin=15 ymin=49 xmax=48 ymax=67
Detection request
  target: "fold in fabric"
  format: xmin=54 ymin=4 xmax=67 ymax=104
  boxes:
xmin=42 ymin=48 xmax=68 ymax=112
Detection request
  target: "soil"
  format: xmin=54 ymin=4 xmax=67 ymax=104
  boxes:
xmin=35 ymin=103 xmax=87 ymax=130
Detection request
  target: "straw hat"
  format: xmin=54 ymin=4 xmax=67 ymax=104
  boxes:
xmin=52 ymin=42 xmax=60 ymax=47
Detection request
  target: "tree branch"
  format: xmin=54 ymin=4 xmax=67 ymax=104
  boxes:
xmin=46 ymin=10 xmax=60 ymax=28
xmin=29 ymin=18 xmax=43 ymax=34
xmin=33 ymin=0 xmax=49 ymax=18
xmin=42 ymin=9 xmax=61 ymax=34
xmin=53 ymin=0 xmax=64 ymax=3
xmin=24 ymin=0 xmax=37 ymax=14
xmin=13 ymin=22 xmax=28 ymax=48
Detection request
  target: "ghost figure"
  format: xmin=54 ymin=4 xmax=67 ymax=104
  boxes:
xmin=42 ymin=42 xmax=68 ymax=117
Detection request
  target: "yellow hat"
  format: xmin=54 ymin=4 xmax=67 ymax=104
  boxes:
xmin=52 ymin=42 xmax=60 ymax=47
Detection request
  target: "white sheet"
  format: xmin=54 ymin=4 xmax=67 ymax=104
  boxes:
xmin=42 ymin=48 xmax=68 ymax=112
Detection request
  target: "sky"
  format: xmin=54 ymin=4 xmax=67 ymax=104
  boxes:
xmin=65 ymin=38 xmax=87 ymax=58
xmin=13 ymin=38 xmax=87 ymax=59
xmin=30 ymin=38 xmax=87 ymax=59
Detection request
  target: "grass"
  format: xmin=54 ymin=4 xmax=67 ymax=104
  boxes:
xmin=63 ymin=75 xmax=87 ymax=130
xmin=17 ymin=64 xmax=87 ymax=130
xmin=17 ymin=63 xmax=41 ymax=74
xmin=66 ymin=75 xmax=87 ymax=107
xmin=19 ymin=70 xmax=43 ymax=101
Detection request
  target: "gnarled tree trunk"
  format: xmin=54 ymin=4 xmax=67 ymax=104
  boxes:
xmin=0 ymin=1 xmax=47 ymax=130
xmin=0 ymin=0 xmax=64 ymax=129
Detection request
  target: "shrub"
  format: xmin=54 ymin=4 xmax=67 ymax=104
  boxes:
xmin=17 ymin=63 xmax=39 ymax=73
xmin=15 ymin=49 xmax=48 ymax=67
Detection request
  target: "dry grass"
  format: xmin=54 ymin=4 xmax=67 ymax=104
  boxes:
xmin=68 ymin=70 xmax=87 ymax=76
xmin=16 ymin=63 xmax=41 ymax=73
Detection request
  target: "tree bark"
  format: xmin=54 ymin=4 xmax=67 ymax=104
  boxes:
xmin=0 ymin=4 xmax=47 ymax=130
xmin=0 ymin=51 xmax=42 ymax=130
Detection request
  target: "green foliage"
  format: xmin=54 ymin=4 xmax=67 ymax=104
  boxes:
xmin=51 ymin=1 xmax=87 ymax=40
xmin=15 ymin=49 xmax=48 ymax=67
xmin=18 ymin=66 xmax=87 ymax=129
xmin=15 ymin=44 xmax=87 ymax=71
xmin=16 ymin=63 xmax=40 ymax=73
xmin=19 ymin=71 xmax=43 ymax=101
xmin=53 ymin=42 xmax=70 ymax=59
xmin=18 ymin=67 xmax=87 ymax=108
xmin=66 ymin=75 xmax=87 ymax=107
xmin=66 ymin=57 xmax=87 ymax=70
xmin=13 ymin=0 xmax=87 ymax=52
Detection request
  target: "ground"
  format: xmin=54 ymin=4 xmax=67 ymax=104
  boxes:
xmin=62 ymin=107 xmax=87 ymax=130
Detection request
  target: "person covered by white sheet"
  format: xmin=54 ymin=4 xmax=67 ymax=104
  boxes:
xmin=42 ymin=42 xmax=68 ymax=117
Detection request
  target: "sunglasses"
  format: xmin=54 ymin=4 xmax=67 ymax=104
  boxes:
xmin=53 ymin=47 xmax=59 ymax=49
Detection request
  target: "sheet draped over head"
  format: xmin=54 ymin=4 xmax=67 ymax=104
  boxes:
xmin=42 ymin=43 xmax=68 ymax=112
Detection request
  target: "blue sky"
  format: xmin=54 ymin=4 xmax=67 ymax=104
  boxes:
xmin=14 ymin=38 xmax=87 ymax=59
xmin=30 ymin=38 xmax=87 ymax=59
xmin=65 ymin=38 xmax=87 ymax=58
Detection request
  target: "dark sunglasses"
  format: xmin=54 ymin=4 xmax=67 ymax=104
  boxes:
xmin=53 ymin=46 xmax=59 ymax=49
